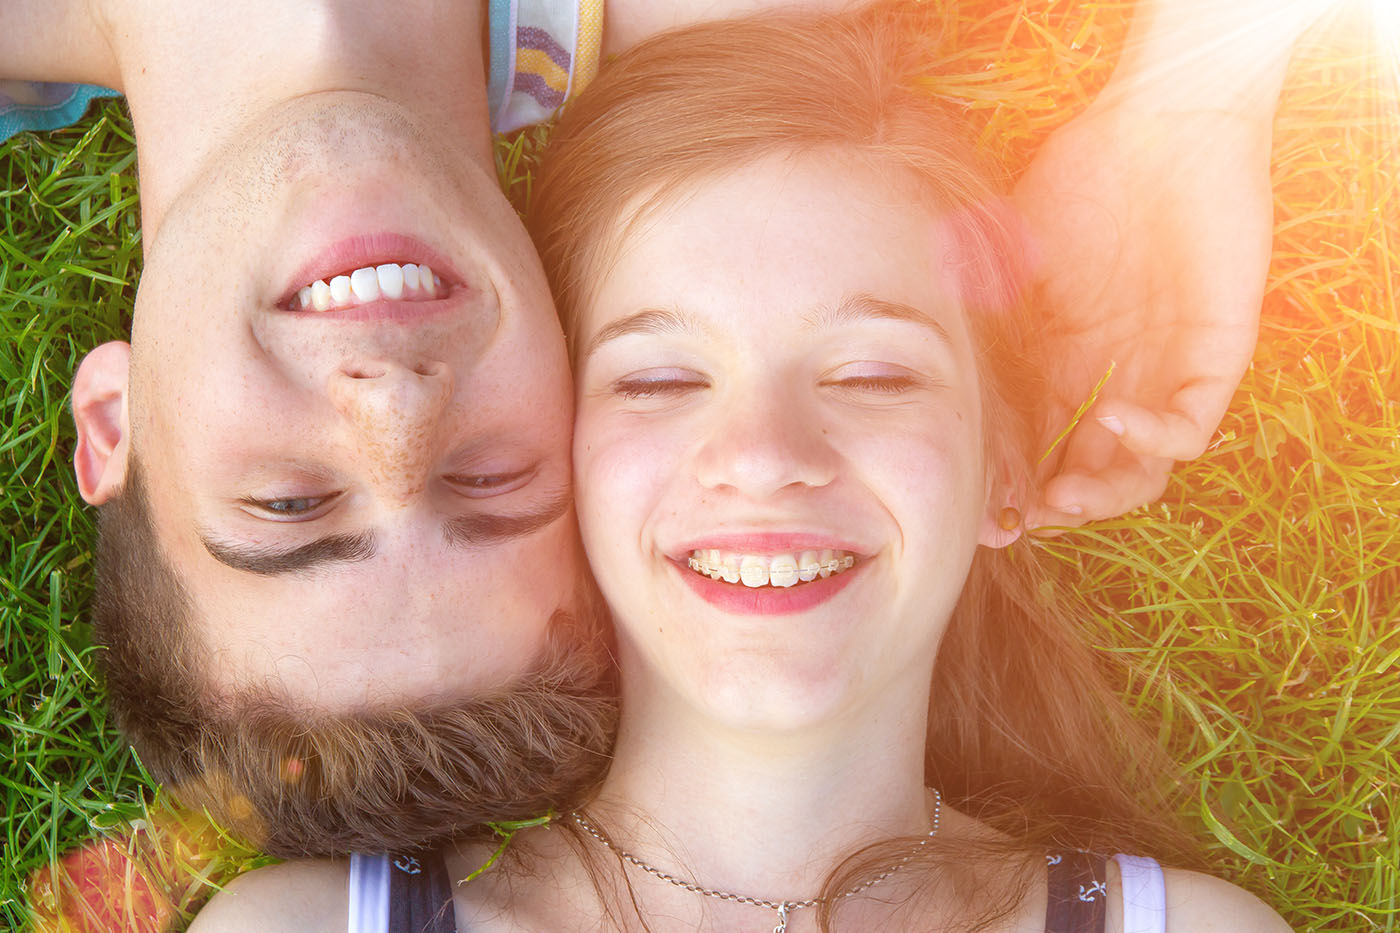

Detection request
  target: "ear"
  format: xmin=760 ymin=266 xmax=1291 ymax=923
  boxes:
xmin=977 ymin=460 xmax=1023 ymax=549
xmin=72 ymin=341 xmax=132 ymax=505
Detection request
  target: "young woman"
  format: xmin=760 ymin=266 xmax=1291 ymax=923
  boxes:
xmin=193 ymin=4 xmax=1292 ymax=931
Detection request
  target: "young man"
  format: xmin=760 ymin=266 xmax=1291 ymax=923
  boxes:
xmin=7 ymin=0 xmax=612 ymax=857
xmin=4 ymin=0 xmax=1314 ymax=863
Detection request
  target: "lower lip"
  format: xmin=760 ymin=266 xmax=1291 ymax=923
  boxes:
xmin=673 ymin=558 xmax=864 ymax=615
xmin=295 ymin=291 xmax=458 ymax=323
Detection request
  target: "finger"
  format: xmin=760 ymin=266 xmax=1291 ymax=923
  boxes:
xmin=1094 ymin=380 xmax=1234 ymax=461
xmin=1035 ymin=456 xmax=1174 ymax=524
xmin=1053 ymin=411 xmax=1123 ymax=479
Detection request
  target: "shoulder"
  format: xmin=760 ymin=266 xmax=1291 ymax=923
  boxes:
xmin=188 ymin=858 xmax=350 ymax=933
xmin=1162 ymin=867 xmax=1292 ymax=933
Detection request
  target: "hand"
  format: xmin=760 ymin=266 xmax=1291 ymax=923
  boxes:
xmin=1014 ymin=102 xmax=1275 ymax=529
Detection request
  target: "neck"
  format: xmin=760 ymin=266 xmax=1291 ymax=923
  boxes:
xmin=109 ymin=0 xmax=492 ymax=239
xmin=589 ymin=657 xmax=937 ymax=911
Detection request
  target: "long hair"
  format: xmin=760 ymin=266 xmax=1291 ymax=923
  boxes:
xmin=526 ymin=3 xmax=1200 ymax=928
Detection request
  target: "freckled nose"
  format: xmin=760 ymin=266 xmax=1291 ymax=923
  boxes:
xmin=695 ymin=387 xmax=836 ymax=497
xmin=327 ymin=360 xmax=453 ymax=502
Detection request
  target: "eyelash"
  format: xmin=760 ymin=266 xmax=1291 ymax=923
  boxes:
xmin=829 ymin=375 xmax=923 ymax=394
xmin=241 ymin=494 xmax=334 ymax=518
xmin=612 ymin=376 xmax=709 ymax=400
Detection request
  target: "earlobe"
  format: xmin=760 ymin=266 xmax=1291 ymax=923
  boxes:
xmin=72 ymin=341 xmax=132 ymax=505
xmin=978 ymin=462 xmax=1025 ymax=549
xmin=978 ymin=502 xmax=1023 ymax=549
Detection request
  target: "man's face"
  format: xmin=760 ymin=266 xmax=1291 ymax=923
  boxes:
xmin=107 ymin=94 xmax=579 ymax=708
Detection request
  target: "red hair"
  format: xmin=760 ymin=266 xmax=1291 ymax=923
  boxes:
xmin=528 ymin=3 xmax=1200 ymax=928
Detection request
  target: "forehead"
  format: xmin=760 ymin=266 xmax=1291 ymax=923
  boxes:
xmin=589 ymin=150 xmax=964 ymax=333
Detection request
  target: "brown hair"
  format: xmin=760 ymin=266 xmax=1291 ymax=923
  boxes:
xmin=527 ymin=3 xmax=1199 ymax=928
xmin=92 ymin=461 xmax=616 ymax=858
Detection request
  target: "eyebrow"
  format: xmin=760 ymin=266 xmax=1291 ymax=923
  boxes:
xmin=442 ymin=489 xmax=572 ymax=547
xmin=584 ymin=295 xmax=952 ymax=358
xmin=583 ymin=307 xmax=708 ymax=358
xmin=200 ymin=491 xmax=573 ymax=576
xmin=805 ymin=294 xmax=953 ymax=345
xmin=201 ymin=530 xmax=377 ymax=576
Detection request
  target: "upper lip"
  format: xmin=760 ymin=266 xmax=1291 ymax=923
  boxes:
xmin=667 ymin=531 xmax=873 ymax=560
xmin=276 ymin=232 xmax=465 ymax=308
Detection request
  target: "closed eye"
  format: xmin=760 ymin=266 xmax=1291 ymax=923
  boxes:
xmin=829 ymin=375 xmax=923 ymax=394
xmin=611 ymin=369 xmax=710 ymax=400
xmin=239 ymin=492 xmax=340 ymax=521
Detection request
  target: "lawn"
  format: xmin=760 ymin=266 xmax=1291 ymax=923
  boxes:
xmin=2 ymin=2 xmax=1396 ymax=930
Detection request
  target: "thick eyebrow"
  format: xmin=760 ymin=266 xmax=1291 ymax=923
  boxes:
xmin=806 ymin=294 xmax=953 ymax=345
xmin=443 ymin=489 xmax=572 ymax=547
xmin=201 ymin=530 xmax=377 ymax=576
xmin=583 ymin=307 xmax=708 ymax=358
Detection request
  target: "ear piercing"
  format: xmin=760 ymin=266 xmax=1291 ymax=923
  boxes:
xmin=998 ymin=507 xmax=1022 ymax=531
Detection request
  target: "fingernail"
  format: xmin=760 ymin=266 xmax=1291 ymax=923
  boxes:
xmin=1096 ymin=415 xmax=1124 ymax=436
xmin=1057 ymin=504 xmax=1084 ymax=516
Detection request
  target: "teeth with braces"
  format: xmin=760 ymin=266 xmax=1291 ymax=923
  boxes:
xmin=686 ymin=549 xmax=856 ymax=588
xmin=293 ymin=262 xmax=445 ymax=312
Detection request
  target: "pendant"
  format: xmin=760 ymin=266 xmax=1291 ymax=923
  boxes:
xmin=773 ymin=902 xmax=790 ymax=933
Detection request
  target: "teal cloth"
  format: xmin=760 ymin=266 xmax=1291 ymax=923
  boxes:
xmin=0 ymin=82 xmax=120 ymax=143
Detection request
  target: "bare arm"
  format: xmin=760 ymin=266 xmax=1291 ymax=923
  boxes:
xmin=1 ymin=0 xmax=120 ymax=87
xmin=1162 ymin=867 xmax=1293 ymax=933
xmin=1020 ymin=0 xmax=1329 ymax=525
xmin=186 ymin=859 xmax=350 ymax=933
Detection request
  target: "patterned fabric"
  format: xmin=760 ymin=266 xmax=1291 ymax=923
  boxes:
xmin=487 ymin=0 xmax=604 ymax=133
xmin=350 ymin=852 xmax=457 ymax=933
xmin=1045 ymin=850 xmax=1109 ymax=933
xmin=0 ymin=81 xmax=119 ymax=143
xmin=3 ymin=0 xmax=600 ymax=143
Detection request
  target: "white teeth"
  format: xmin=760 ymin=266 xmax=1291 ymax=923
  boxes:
xmin=739 ymin=556 xmax=769 ymax=588
xmin=376 ymin=263 xmax=404 ymax=300
xmin=329 ymin=274 xmax=351 ymax=304
xmin=769 ymin=555 xmax=799 ymax=588
xmin=350 ymin=266 xmax=380 ymax=302
xmin=687 ymin=548 xmax=857 ymax=588
xmin=294 ymin=261 xmax=446 ymax=312
xmin=720 ymin=557 xmax=741 ymax=584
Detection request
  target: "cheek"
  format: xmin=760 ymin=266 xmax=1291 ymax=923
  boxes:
xmin=852 ymin=416 xmax=986 ymax=549
xmin=573 ymin=409 xmax=681 ymax=546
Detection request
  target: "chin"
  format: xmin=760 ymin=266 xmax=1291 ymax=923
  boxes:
xmin=695 ymin=664 xmax=856 ymax=734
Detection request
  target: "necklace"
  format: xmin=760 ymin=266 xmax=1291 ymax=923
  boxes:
xmin=570 ymin=787 xmax=942 ymax=933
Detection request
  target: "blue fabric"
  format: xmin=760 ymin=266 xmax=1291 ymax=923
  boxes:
xmin=0 ymin=82 xmax=120 ymax=143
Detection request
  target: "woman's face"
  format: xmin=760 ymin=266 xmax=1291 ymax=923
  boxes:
xmin=573 ymin=151 xmax=1006 ymax=730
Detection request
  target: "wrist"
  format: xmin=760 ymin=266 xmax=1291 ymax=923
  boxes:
xmin=1103 ymin=0 xmax=1324 ymax=118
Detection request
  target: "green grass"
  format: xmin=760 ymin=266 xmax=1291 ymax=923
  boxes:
xmin=2 ymin=2 xmax=1397 ymax=930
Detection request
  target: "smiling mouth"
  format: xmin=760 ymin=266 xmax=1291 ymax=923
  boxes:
xmin=286 ymin=261 xmax=448 ymax=312
xmin=685 ymin=549 xmax=859 ymax=588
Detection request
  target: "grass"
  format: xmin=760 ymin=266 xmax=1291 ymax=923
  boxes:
xmin=2 ymin=2 xmax=1396 ymax=930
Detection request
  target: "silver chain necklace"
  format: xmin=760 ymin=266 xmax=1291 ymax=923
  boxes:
xmin=570 ymin=787 xmax=941 ymax=933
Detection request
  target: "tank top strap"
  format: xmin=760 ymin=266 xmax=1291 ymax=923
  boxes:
xmin=1044 ymin=849 xmax=1108 ymax=933
xmin=1113 ymin=854 xmax=1167 ymax=933
xmin=386 ymin=851 xmax=457 ymax=933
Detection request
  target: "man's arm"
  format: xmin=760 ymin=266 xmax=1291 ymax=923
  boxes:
xmin=2 ymin=0 xmax=121 ymax=88
xmin=1018 ymin=0 xmax=1329 ymax=526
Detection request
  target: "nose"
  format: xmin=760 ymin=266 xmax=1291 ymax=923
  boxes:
xmin=327 ymin=360 xmax=453 ymax=502
xmin=693 ymin=381 xmax=837 ymax=498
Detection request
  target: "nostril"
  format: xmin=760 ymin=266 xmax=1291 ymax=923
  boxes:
xmin=343 ymin=365 xmax=388 ymax=380
xmin=413 ymin=361 xmax=448 ymax=378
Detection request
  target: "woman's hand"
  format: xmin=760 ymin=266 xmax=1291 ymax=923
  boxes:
xmin=1016 ymin=102 xmax=1273 ymax=528
xmin=1017 ymin=0 xmax=1328 ymax=529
